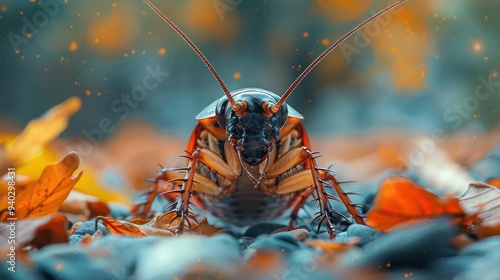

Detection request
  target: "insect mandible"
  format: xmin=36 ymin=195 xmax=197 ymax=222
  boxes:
xmin=138 ymin=0 xmax=409 ymax=238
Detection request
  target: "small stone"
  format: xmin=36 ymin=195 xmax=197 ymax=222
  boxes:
xmin=108 ymin=203 xmax=130 ymax=219
xmin=238 ymin=236 xmax=255 ymax=250
xmin=340 ymin=218 xmax=458 ymax=268
xmin=244 ymin=223 xmax=287 ymax=237
xmin=68 ymin=220 xmax=110 ymax=244
xmin=346 ymin=224 xmax=380 ymax=246
xmin=426 ymin=256 xmax=478 ymax=279
xmin=317 ymin=231 xmax=347 ymax=242
xmin=459 ymin=236 xmax=500 ymax=257
xmin=248 ymin=232 xmax=305 ymax=253
xmin=136 ymin=234 xmax=241 ymax=279
xmin=276 ymin=228 xmax=309 ymax=242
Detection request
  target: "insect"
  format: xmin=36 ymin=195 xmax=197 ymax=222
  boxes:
xmin=137 ymin=0 xmax=409 ymax=238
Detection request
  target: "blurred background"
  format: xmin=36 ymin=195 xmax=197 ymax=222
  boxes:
xmin=0 ymin=0 xmax=499 ymax=199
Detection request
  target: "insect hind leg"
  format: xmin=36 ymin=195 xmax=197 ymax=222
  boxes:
xmin=271 ymin=147 xmax=365 ymax=238
xmin=318 ymin=170 xmax=366 ymax=226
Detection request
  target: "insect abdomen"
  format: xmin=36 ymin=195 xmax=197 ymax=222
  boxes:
xmin=198 ymin=188 xmax=295 ymax=227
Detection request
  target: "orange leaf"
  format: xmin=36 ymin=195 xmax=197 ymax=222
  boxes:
xmin=306 ymin=239 xmax=359 ymax=252
xmin=97 ymin=216 xmax=174 ymax=237
xmin=244 ymin=250 xmax=283 ymax=276
xmin=460 ymin=182 xmax=500 ymax=238
xmin=486 ymin=178 xmax=500 ymax=187
xmin=0 ymin=152 xmax=82 ymax=221
xmin=366 ymin=177 xmax=464 ymax=232
xmin=87 ymin=201 xmax=111 ymax=218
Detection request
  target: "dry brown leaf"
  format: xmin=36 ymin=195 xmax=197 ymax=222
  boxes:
xmin=60 ymin=190 xmax=110 ymax=221
xmin=29 ymin=214 xmax=69 ymax=249
xmin=152 ymin=212 xmax=224 ymax=236
xmin=97 ymin=216 xmax=174 ymax=237
xmin=128 ymin=217 xmax=153 ymax=225
xmin=460 ymin=182 xmax=500 ymax=238
xmin=0 ymin=213 xmax=68 ymax=250
xmin=0 ymin=152 xmax=82 ymax=221
xmin=366 ymin=177 xmax=464 ymax=232
xmin=5 ymin=97 xmax=81 ymax=167
xmin=87 ymin=201 xmax=111 ymax=218
xmin=98 ymin=213 xmax=223 ymax=238
xmin=189 ymin=215 xmax=225 ymax=236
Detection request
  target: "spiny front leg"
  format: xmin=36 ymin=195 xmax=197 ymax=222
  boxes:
xmin=156 ymin=144 xmax=241 ymax=234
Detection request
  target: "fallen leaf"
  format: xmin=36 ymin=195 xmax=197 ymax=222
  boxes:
xmin=152 ymin=212 xmax=223 ymax=236
xmin=87 ymin=201 xmax=111 ymax=218
xmin=29 ymin=214 xmax=69 ymax=249
xmin=366 ymin=177 xmax=464 ymax=232
xmin=189 ymin=215 xmax=225 ymax=236
xmin=306 ymin=238 xmax=359 ymax=252
xmin=0 ymin=152 xmax=82 ymax=221
xmin=98 ymin=212 xmax=222 ymax=238
xmin=487 ymin=178 xmax=500 ymax=187
xmin=128 ymin=217 xmax=153 ymax=225
xmin=0 ymin=214 xmax=68 ymax=250
xmin=60 ymin=190 xmax=111 ymax=221
xmin=305 ymin=238 xmax=360 ymax=269
xmin=97 ymin=216 xmax=174 ymax=237
xmin=460 ymin=182 xmax=500 ymax=238
xmin=4 ymin=97 xmax=81 ymax=167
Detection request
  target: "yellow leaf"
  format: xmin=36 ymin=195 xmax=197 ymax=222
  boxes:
xmin=5 ymin=97 xmax=81 ymax=167
xmin=0 ymin=152 xmax=82 ymax=221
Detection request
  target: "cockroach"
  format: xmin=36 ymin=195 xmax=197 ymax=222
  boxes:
xmin=137 ymin=0 xmax=409 ymax=238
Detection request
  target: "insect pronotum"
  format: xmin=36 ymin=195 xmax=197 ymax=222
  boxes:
xmin=136 ymin=0 xmax=410 ymax=238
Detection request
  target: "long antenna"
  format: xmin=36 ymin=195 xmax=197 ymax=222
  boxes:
xmin=143 ymin=0 xmax=240 ymax=112
xmin=272 ymin=0 xmax=409 ymax=113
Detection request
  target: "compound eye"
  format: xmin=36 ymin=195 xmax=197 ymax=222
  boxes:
xmin=278 ymin=103 xmax=288 ymax=128
xmin=215 ymin=97 xmax=228 ymax=128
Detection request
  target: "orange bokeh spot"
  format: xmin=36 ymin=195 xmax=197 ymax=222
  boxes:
xmin=68 ymin=41 xmax=78 ymax=52
xmin=185 ymin=0 xmax=239 ymax=42
xmin=87 ymin=6 xmax=138 ymax=56
xmin=313 ymin=0 xmax=373 ymax=23
xmin=157 ymin=48 xmax=166 ymax=55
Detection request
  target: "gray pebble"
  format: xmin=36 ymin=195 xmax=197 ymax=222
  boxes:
xmin=346 ymin=224 xmax=380 ymax=246
xmin=135 ymin=234 xmax=241 ymax=279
